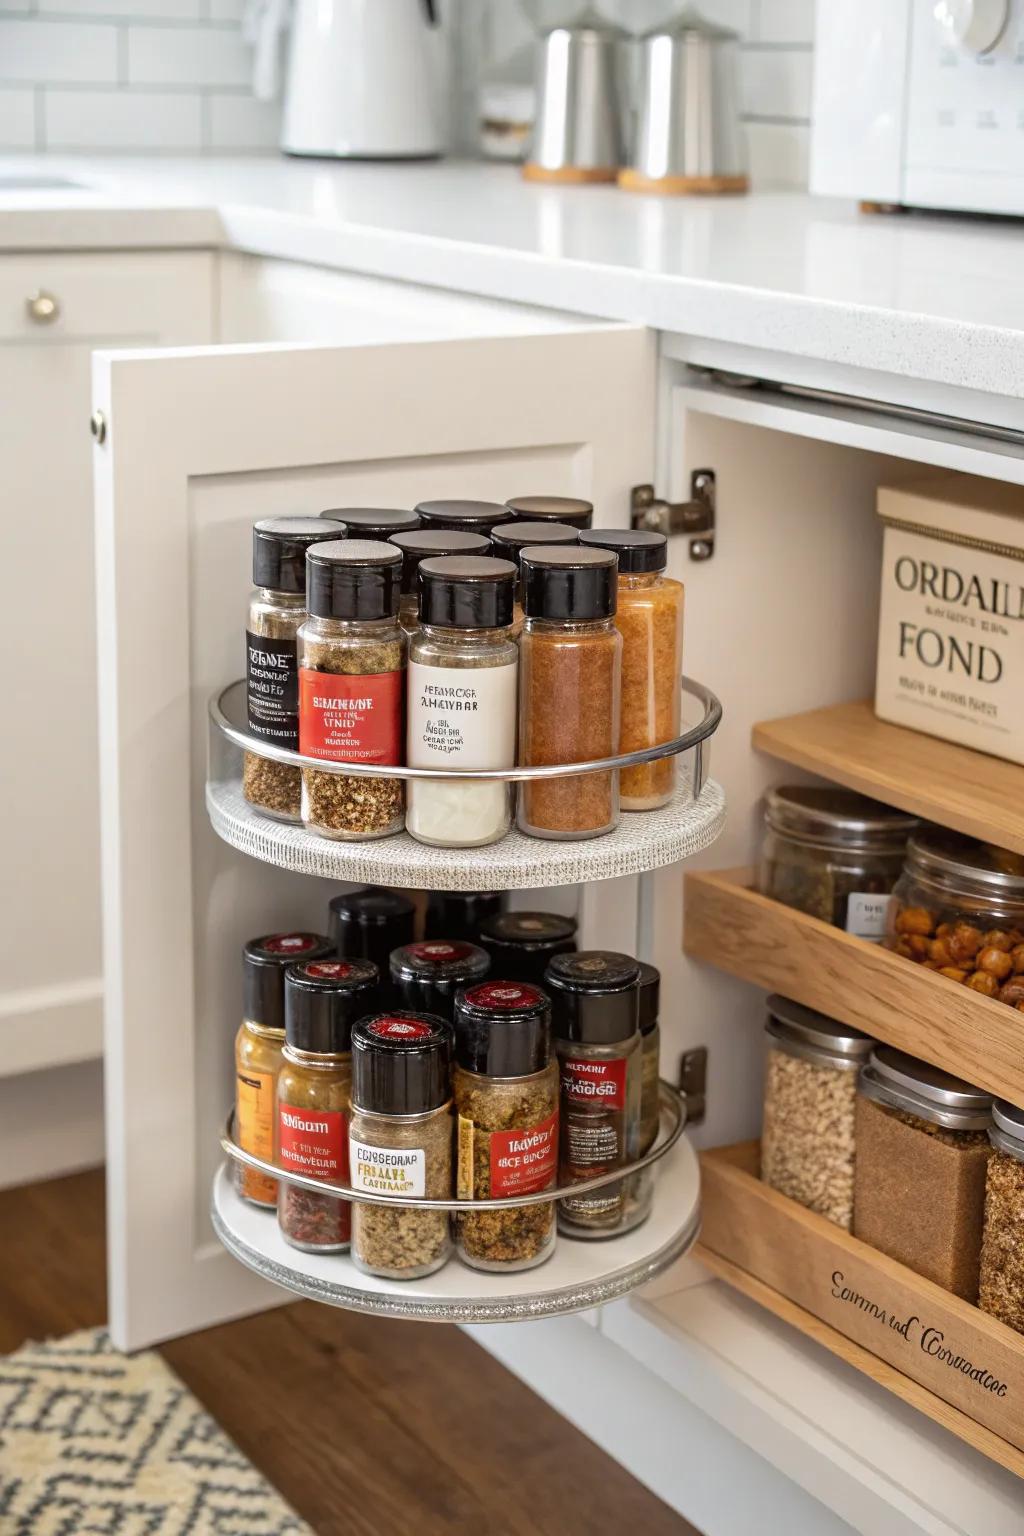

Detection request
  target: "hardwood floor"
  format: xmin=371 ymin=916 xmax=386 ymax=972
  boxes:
xmin=0 ymin=1169 xmax=699 ymax=1536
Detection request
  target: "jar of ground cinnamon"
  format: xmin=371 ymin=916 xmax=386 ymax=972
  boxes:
xmin=517 ymin=546 xmax=622 ymax=840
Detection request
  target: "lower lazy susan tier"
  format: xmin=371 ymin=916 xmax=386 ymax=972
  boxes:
xmin=211 ymin=1134 xmax=701 ymax=1323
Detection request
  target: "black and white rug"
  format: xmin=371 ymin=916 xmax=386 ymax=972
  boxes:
xmin=0 ymin=1328 xmax=310 ymax=1535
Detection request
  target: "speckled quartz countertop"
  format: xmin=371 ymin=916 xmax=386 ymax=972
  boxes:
xmin=1 ymin=154 xmax=1022 ymax=400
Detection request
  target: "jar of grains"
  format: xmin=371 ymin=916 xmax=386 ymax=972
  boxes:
xmin=349 ymin=1012 xmax=454 ymax=1280
xmin=235 ymin=931 xmax=334 ymax=1208
xmin=505 ymin=495 xmax=594 ymax=531
xmin=276 ymin=957 xmax=378 ymax=1252
xmin=490 ymin=522 xmax=580 ymax=636
xmin=414 ymin=499 xmax=513 ymax=535
xmin=854 ymin=1046 xmax=992 ymax=1299
xmin=760 ymin=995 xmax=874 ymax=1230
xmin=389 ymin=528 xmax=491 ymax=635
xmin=580 ymin=529 xmax=684 ymax=811
xmin=406 ymin=556 xmax=519 ymax=847
xmin=328 ymin=887 xmax=415 ymax=994
xmin=426 ymin=890 xmax=506 ymax=943
xmin=546 ymin=951 xmax=646 ymax=1238
xmin=759 ymin=786 xmax=919 ymax=938
xmin=319 ymin=506 xmax=419 ymax=539
xmin=453 ymin=981 xmax=559 ymax=1272
xmin=517 ymin=546 xmax=622 ymax=840
xmin=298 ymin=539 xmax=407 ymax=840
xmin=243 ymin=516 xmax=345 ymax=820
xmin=478 ymin=909 xmax=578 ymax=987
xmin=979 ymin=1100 xmax=1024 ymax=1334
xmin=390 ymin=939 xmax=490 ymax=1023
xmin=886 ymin=829 xmax=1024 ymax=1008
xmin=636 ymin=963 xmax=662 ymax=1157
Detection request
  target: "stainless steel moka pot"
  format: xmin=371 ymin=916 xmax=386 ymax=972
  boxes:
xmin=523 ymin=10 xmax=630 ymax=184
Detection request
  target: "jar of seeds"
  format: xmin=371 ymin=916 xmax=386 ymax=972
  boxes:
xmin=298 ymin=539 xmax=406 ymax=840
xmin=760 ymin=995 xmax=874 ymax=1231
xmin=390 ymin=939 xmax=490 ymax=1022
xmin=349 ymin=1012 xmax=454 ymax=1280
xmin=389 ymin=528 xmax=491 ymax=636
xmin=478 ymin=909 xmax=578 ymax=986
xmin=636 ymin=963 xmax=661 ymax=1157
xmin=979 ymin=1100 xmax=1024 ymax=1334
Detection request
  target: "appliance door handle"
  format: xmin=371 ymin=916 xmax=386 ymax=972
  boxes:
xmin=421 ymin=0 xmax=438 ymax=24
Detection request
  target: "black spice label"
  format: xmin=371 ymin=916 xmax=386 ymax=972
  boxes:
xmin=246 ymin=630 xmax=298 ymax=746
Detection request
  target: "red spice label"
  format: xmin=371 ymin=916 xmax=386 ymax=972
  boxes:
xmin=465 ymin=981 xmax=545 ymax=1010
xmin=561 ymin=1056 xmax=627 ymax=1110
xmin=489 ymin=1111 xmax=558 ymax=1197
xmin=263 ymin=933 xmax=321 ymax=956
xmin=298 ymin=668 xmax=403 ymax=764
xmin=278 ymin=1106 xmax=347 ymax=1183
xmin=367 ymin=1016 xmax=433 ymax=1040
xmin=302 ymin=960 xmax=357 ymax=980
xmin=408 ymin=941 xmax=473 ymax=963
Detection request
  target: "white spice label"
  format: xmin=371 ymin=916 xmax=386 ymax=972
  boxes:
xmin=349 ymin=1136 xmax=425 ymax=1197
xmin=845 ymin=893 xmax=894 ymax=942
xmin=407 ymin=662 xmax=517 ymax=769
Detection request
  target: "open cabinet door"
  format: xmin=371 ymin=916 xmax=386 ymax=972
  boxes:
xmin=93 ymin=325 xmax=655 ymax=1350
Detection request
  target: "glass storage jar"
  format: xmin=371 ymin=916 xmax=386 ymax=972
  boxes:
xmin=979 ymin=1099 xmax=1024 ymax=1335
xmin=760 ymin=995 xmax=874 ymax=1231
xmin=505 ymin=495 xmax=594 ymax=530
xmin=853 ymin=1045 xmax=992 ymax=1300
xmin=479 ymin=909 xmax=578 ymax=986
xmin=759 ymin=785 xmax=919 ymax=938
xmin=389 ymin=528 xmax=490 ymax=635
xmin=636 ymin=963 xmax=661 ymax=1157
xmin=390 ymin=939 xmax=490 ymax=1022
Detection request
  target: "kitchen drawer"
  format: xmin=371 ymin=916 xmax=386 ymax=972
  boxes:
xmin=0 ymin=251 xmax=214 ymax=341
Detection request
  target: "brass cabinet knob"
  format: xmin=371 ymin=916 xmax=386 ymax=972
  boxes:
xmin=26 ymin=290 xmax=60 ymax=324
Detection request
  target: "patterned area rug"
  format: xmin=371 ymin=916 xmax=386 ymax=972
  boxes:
xmin=0 ymin=1329 xmax=311 ymax=1535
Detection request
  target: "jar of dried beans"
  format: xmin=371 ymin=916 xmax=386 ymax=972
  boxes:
xmin=760 ymin=995 xmax=874 ymax=1231
xmin=453 ymin=981 xmax=559 ymax=1272
xmin=479 ymin=909 xmax=578 ymax=987
xmin=276 ymin=956 xmax=378 ymax=1253
xmin=517 ymin=546 xmax=622 ymax=840
xmin=298 ymin=539 xmax=407 ymax=840
xmin=349 ymin=1012 xmax=454 ymax=1280
xmin=505 ymin=494 xmax=594 ymax=531
xmin=854 ymin=1046 xmax=992 ymax=1299
xmin=636 ymin=963 xmax=661 ymax=1157
xmin=426 ymin=890 xmax=506 ymax=943
xmin=389 ymin=528 xmax=490 ymax=636
xmin=235 ymin=931 xmax=334 ymax=1209
xmin=414 ymin=498 xmax=514 ymax=536
xmin=390 ymin=939 xmax=490 ymax=1022
xmin=243 ymin=516 xmax=345 ymax=821
xmin=490 ymin=521 xmax=580 ymax=636
xmin=328 ymin=887 xmax=415 ymax=1000
xmin=979 ymin=1100 xmax=1024 ymax=1334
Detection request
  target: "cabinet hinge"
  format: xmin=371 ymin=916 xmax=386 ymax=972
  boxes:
xmin=631 ymin=468 xmax=715 ymax=561
xmin=678 ymin=1045 xmax=707 ymax=1125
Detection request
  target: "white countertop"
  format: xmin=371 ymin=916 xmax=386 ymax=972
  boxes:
xmin=2 ymin=155 xmax=1023 ymax=400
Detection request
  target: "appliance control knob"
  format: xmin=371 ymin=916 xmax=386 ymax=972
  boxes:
xmin=934 ymin=0 xmax=1008 ymax=53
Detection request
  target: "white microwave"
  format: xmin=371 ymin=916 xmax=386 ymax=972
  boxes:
xmin=811 ymin=0 xmax=1024 ymax=216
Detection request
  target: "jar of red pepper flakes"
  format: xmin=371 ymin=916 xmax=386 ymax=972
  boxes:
xmin=276 ymin=956 xmax=378 ymax=1253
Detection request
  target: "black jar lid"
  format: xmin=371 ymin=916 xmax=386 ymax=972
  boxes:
xmin=414 ymin=499 xmax=514 ymax=533
xmin=545 ymin=950 xmax=641 ymax=1045
xmin=243 ymin=932 xmax=335 ymax=1032
xmin=521 ymin=545 xmax=617 ymax=622
xmin=320 ymin=507 xmax=420 ymax=537
xmin=329 ymin=887 xmax=415 ymax=951
xmin=425 ymin=890 xmax=506 ymax=942
xmin=580 ymin=528 xmax=667 ymax=573
xmin=390 ymin=940 xmax=491 ymax=1020
xmin=454 ymin=981 xmax=552 ymax=1078
xmin=479 ymin=910 xmax=577 ymax=983
xmin=490 ymin=522 xmax=580 ymax=570
xmin=637 ymin=962 xmax=660 ymax=1034
xmin=350 ymin=1012 xmax=453 ymax=1114
xmin=306 ymin=539 xmax=402 ymax=621
xmin=284 ymin=957 xmax=379 ymax=1054
xmin=390 ymin=528 xmax=491 ymax=594
xmin=505 ymin=495 xmax=594 ymax=529
xmin=252 ymin=516 xmax=346 ymax=594
xmin=418 ymin=555 xmax=517 ymax=629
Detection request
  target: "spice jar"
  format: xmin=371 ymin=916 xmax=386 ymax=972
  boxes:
xmin=636 ymin=963 xmax=661 ymax=1157
xmin=580 ymin=529 xmax=683 ymax=811
xmin=479 ymin=909 xmax=577 ymax=987
xmin=235 ymin=931 xmax=334 ymax=1208
xmin=390 ymin=939 xmax=490 ymax=1022
xmin=453 ymin=981 xmax=559 ymax=1272
xmin=243 ymin=516 xmax=345 ymax=821
xmin=320 ymin=506 xmax=419 ymax=538
xmin=298 ymin=539 xmax=407 ymax=840
xmin=887 ymin=830 xmax=1024 ymax=1007
xmin=518 ymin=546 xmax=622 ymax=840
xmin=276 ymin=956 xmax=378 ymax=1252
xmin=505 ymin=495 xmax=594 ymax=530
xmin=854 ymin=1046 xmax=992 ymax=1299
xmin=389 ymin=528 xmax=491 ymax=636
xmin=426 ymin=890 xmax=506 ymax=943
xmin=414 ymin=498 xmax=514 ymax=535
xmin=759 ymin=786 xmax=919 ymax=937
xmin=979 ymin=1100 xmax=1024 ymax=1334
xmin=349 ymin=1012 xmax=454 ymax=1280
xmin=760 ymin=995 xmax=874 ymax=1231
xmin=546 ymin=951 xmax=645 ymax=1238
xmin=328 ymin=887 xmax=414 ymax=988
xmin=491 ymin=522 xmax=580 ymax=635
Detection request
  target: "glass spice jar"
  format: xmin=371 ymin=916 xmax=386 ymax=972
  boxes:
xmin=390 ymin=939 xmax=490 ymax=1022
xmin=389 ymin=528 xmax=491 ymax=636
xmin=479 ymin=909 xmax=578 ymax=987
xmin=453 ymin=981 xmax=559 ymax=1272
xmin=760 ymin=995 xmax=874 ymax=1231
xmin=243 ymin=516 xmax=345 ymax=821
xmin=854 ymin=1046 xmax=992 ymax=1300
xmin=517 ymin=546 xmax=622 ymax=840
xmin=979 ymin=1100 xmax=1024 ymax=1335
xmin=328 ymin=887 xmax=414 ymax=994
xmin=426 ymin=890 xmax=507 ymax=943
xmin=276 ymin=956 xmax=378 ymax=1253
xmin=490 ymin=521 xmax=580 ymax=636
xmin=546 ymin=951 xmax=645 ymax=1238
xmin=414 ymin=498 xmax=514 ymax=535
xmin=759 ymin=786 xmax=919 ymax=938
xmin=298 ymin=539 xmax=407 ymax=841
xmin=580 ymin=529 xmax=683 ymax=811
xmin=319 ymin=506 xmax=419 ymax=538
xmin=636 ymin=962 xmax=662 ymax=1157
xmin=235 ymin=931 xmax=334 ymax=1209
xmin=505 ymin=495 xmax=594 ymax=531
xmin=349 ymin=1012 xmax=454 ymax=1280
xmin=407 ymin=556 xmax=519 ymax=848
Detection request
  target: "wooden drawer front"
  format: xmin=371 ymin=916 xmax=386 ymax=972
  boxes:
xmin=0 ymin=251 xmax=211 ymax=342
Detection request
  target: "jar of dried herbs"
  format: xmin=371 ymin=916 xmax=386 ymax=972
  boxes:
xmin=518 ymin=546 xmax=622 ymax=840
xmin=235 ymin=931 xmax=334 ymax=1209
xmin=505 ymin=495 xmax=594 ymax=530
xmin=276 ymin=956 xmax=378 ymax=1253
xmin=426 ymin=890 xmax=506 ymax=943
xmin=760 ymin=995 xmax=874 ymax=1231
xmin=407 ymin=556 xmax=519 ymax=848
xmin=328 ymin=886 xmax=414 ymax=1003
xmin=636 ymin=962 xmax=661 ymax=1157
xmin=390 ymin=939 xmax=490 ymax=1022
xmin=546 ymin=951 xmax=644 ymax=1238
xmin=389 ymin=528 xmax=491 ymax=635
xmin=414 ymin=498 xmax=513 ymax=535
xmin=759 ymin=786 xmax=919 ymax=938
xmin=479 ymin=909 xmax=577 ymax=987
xmin=243 ymin=516 xmax=345 ymax=821
xmin=453 ymin=981 xmax=559 ymax=1272
xmin=490 ymin=521 xmax=580 ymax=635
xmin=854 ymin=1046 xmax=992 ymax=1300
xmin=320 ymin=506 xmax=419 ymax=539
xmin=349 ymin=1012 xmax=454 ymax=1280
xmin=979 ymin=1100 xmax=1024 ymax=1334
xmin=298 ymin=539 xmax=407 ymax=840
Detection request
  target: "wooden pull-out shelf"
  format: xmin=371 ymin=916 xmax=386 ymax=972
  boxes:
xmin=698 ymin=1143 xmax=1024 ymax=1480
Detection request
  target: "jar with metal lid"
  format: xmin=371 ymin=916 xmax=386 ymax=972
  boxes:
xmin=760 ymin=995 xmax=874 ymax=1230
xmin=478 ymin=909 xmax=578 ymax=986
xmin=389 ymin=528 xmax=491 ymax=636
xmin=854 ymin=1046 xmax=992 ymax=1299
xmin=414 ymin=499 xmax=514 ymax=535
xmin=390 ymin=939 xmax=490 ymax=1022
xmin=426 ymin=890 xmax=506 ymax=943
xmin=887 ymin=830 xmax=1024 ymax=1007
xmin=636 ymin=963 xmax=661 ymax=1157
xmin=328 ymin=887 xmax=414 ymax=998
xmin=979 ymin=1100 xmax=1024 ymax=1333
xmin=504 ymin=495 xmax=594 ymax=530
xmin=759 ymin=785 xmax=919 ymax=937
